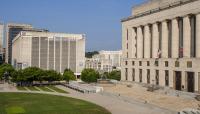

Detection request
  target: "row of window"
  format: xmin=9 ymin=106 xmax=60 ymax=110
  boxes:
xmin=125 ymin=61 xmax=193 ymax=68
xmin=125 ymin=68 xmax=169 ymax=86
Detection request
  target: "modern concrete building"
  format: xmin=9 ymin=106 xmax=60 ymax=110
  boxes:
xmin=121 ymin=0 xmax=200 ymax=93
xmin=85 ymin=50 xmax=122 ymax=73
xmin=12 ymin=31 xmax=85 ymax=76
xmin=0 ymin=23 xmax=4 ymax=63
xmin=6 ymin=23 xmax=48 ymax=64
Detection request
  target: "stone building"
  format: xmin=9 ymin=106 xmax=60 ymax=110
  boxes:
xmin=5 ymin=23 xmax=48 ymax=64
xmin=85 ymin=50 xmax=122 ymax=73
xmin=121 ymin=0 xmax=200 ymax=93
xmin=12 ymin=31 xmax=85 ymax=76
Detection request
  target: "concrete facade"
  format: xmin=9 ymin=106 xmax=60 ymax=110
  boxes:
xmin=85 ymin=50 xmax=122 ymax=73
xmin=12 ymin=31 xmax=85 ymax=75
xmin=121 ymin=0 xmax=200 ymax=93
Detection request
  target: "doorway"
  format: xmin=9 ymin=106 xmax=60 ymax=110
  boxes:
xmin=187 ymin=72 xmax=194 ymax=92
xmin=175 ymin=71 xmax=182 ymax=90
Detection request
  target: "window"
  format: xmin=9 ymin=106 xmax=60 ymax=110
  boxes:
xmin=132 ymin=68 xmax=135 ymax=81
xmin=187 ymin=61 xmax=192 ymax=68
xmin=156 ymin=70 xmax=159 ymax=85
xmin=165 ymin=61 xmax=168 ymax=67
xmin=127 ymin=52 xmax=128 ymax=58
xmin=155 ymin=60 xmax=159 ymax=66
xmin=139 ymin=69 xmax=142 ymax=83
xmin=139 ymin=61 xmax=142 ymax=66
xmin=125 ymin=61 xmax=128 ymax=65
xmin=147 ymin=61 xmax=150 ymax=66
xmin=127 ymin=43 xmax=128 ymax=49
xmin=165 ymin=70 xmax=169 ymax=86
xmin=125 ymin=68 xmax=128 ymax=81
xmin=147 ymin=69 xmax=150 ymax=84
xmin=132 ymin=61 xmax=135 ymax=66
xmin=175 ymin=61 xmax=179 ymax=67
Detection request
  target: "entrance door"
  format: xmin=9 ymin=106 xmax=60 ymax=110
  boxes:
xmin=175 ymin=71 xmax=182 ymax=90
xmin=187 ymin=72 xmax=194 ymax=92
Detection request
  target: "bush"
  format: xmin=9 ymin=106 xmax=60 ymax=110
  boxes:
xmin=81 ymin=69 xmax=100 ymax=83
xmin=63 ymin=69 xmax=76 ymax=82
xmin=107 ymin=70 xmax=121 ymax=81
xmin=0 ymin=64 xmax=15 ymax=80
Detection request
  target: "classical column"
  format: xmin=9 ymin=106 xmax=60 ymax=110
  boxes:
xmin=144 ymin=25 xmax=151 ymax=58
xmin=152 ymin=23 xmax=159 ymax=58
xmin=137 ymin=26 xmax=143 ymax=58
xmin=128 ymin=28 xmax=136 ymax=58
xmin=161 ymin=20 xmax=168 ymax=58
xmin=171 ymin=18 xmax=179 ymax=58
xmin=183 ymin=16 xmax=191 ymax=58
xmin=196 ymin=14 xmax=200 ymax=58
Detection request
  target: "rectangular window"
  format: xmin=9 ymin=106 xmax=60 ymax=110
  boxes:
xmin=150 ymin=24 xmax=153 ymax=58
xmin=147 ymin=69 xmax=150 ymax=84
xmin=175 ymin=61 xmax=179 ymax=67
xmin=125 ymin=61 xmax=128 ymax=65
xmin=165 ymin=70 xmax=169 ymax=86
xmin=132 ymin=61 xmax=135 ymax=66
xmin=190 ymin=15 xmax=196 ymax=57
xmin=168 ymin=20 xmax=172 ymax=58
xmin=155 ymin=60 xmax=159 ymax=66
xmin=127 ymin=29 xmax=129 ymax=41
xmin=156 ymin=70 xmax=159 ymax=85
xmin=178 ymin=18 xmax=183 ymax=58
xmin=125 ymin=68 xmax=128 ymax=81
xmin=165 ymin=61 xmax=168 ymax=67
xmin=147 ymin=61 xmax=150 ymax=66
xmin=187 ymin=61 xmax=192 ymax=68
xmin=139 ymin=69 xmax=142 ymax=83
xmin=139 ymin=61 xmax=142 ymax=66
xmin=132 ymin=68 xmax=135 ymax=81
xmin=127 ymin=43 xmax=128 ymax=49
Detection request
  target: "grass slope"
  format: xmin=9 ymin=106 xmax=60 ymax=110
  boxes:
xmin=0 ymin=93 xmax=111 ymax=114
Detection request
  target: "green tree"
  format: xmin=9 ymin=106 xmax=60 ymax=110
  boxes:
xmin=81 ymin=69 xmax=100 ymax=83
xmin=44 ymin=70 xmax=62 ymax=82
xmin=107 ymin=70 xmax=121 ymax=81
xmin=0 ymin=64 xmax=15 ymax=80
xmin=63 ymin=69 xmax=76 ymax=82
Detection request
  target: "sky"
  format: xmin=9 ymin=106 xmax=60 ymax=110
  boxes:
xmin=0 ymin=0 xmax=145 ymax=52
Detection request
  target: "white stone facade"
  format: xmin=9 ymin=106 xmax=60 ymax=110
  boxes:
xmin=121 ymin=0 xmax=200 ymax=93
xmin=12 ymin=31 xmax=85 ymax=75
xmin=85 ymin=50 xmax=122 ymax=73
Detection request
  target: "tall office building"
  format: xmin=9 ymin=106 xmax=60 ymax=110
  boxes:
xmin=121 ymin=0 xmax=200 ymax=93
xmin=0 ymin=23 xmax=4 ymax=64
xmin=12 ymin=31 xmax=85 ymax=76
xmin=6 ymin=23 xmax=48 ymax=64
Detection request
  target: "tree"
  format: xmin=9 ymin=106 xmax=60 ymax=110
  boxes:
xmin=107 ymin=70 xmax=121 ymax=81
xmin=63 ymin=69 xmax=76 ymax=82
xmin=81 ymin=69 xmax=100 ymax=83
xmin=0 ymin=64 xmax=15 ymax=80
xmin=44 ymin=70 xmax=62 ymax=82
xmin=85 ymin=51 xmax=99 ymax=58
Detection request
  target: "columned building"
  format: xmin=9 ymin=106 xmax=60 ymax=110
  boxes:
xmin=12 ymin=31 xmax=85 ymax=76
xmin=121 ymin=0 xmax=200 ymax=93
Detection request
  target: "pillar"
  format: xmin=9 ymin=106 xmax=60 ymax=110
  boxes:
xmin=144 ymin=25 xmax=151 ymax=58
xmin=183 ymin=16 xmax=191 ymax=58
xmin=152 ymin=23 xmax=159 ymax=58
xmin=137 ymin=26 xmax=143 ymax=58
xmin=196 ymin=14 xmax=200 ymax=58
xmin=161 ymin=20 xmax=168 ymax=58
xmin=129 ymin=28 xmax=136 ymax=58
xmin=171 ymin=18 xmax=179 ymax=58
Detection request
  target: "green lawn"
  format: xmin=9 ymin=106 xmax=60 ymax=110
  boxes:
xmin=26 ymin=86 xmax=39 ymax=91
xmin=47 ymin=85 xmax=68 ymax=93
xmin=0 ymin=93 xmax=111 ymax=114
xmin=16 ymin=86 xmax=27 ymax=91
xmin=36 ymin=86 xmax=54 ymax=92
